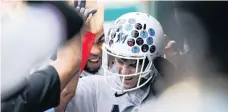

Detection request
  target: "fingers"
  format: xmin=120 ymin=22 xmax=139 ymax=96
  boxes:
xmin=85 ymin=13 xmax=93 ymax=24
xmin=86 ymin=9 xmax=97 ymax=18
xmin=165 ymin=40 xmax=176 ymax=49
xmin=75 ymin=7 xmax=97 ymax=22
xmin=79 ymin=7 xmax=86 ymax=19
xmin=79 ymin=1 xmax=86 ymax=8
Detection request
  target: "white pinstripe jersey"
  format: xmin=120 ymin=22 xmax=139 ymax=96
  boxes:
xmin=65 ymin=72 xmax=159 ymax=112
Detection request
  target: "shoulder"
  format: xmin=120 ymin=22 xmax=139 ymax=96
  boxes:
xmin=78 ymin=75 xmax=104 ymax=87
xmin=78 ymin=75 xmax=112 ymax=90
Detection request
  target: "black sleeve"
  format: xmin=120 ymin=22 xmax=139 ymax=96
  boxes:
xmin=1 ymin=65 xmax=61 ymax=112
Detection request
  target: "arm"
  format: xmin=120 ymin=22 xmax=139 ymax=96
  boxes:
xmin=54 ymin=73 xmax=80 ymax=112
xmin=54 ymin=2 xmax=104 ymax=111
xmin=64 ymin=76 xmax=99 ymax=112
xmin=2 ymin=34 xmax=82 ymax=112
xmin=2 ymin=65 xmax=63 ymax=112
xmin=50 ymin=36 xmax=82 ymax=91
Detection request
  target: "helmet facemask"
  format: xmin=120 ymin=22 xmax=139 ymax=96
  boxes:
xmin=102 ymin=46 xmax=155 ymax=92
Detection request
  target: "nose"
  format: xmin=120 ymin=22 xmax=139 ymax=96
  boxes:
xmin=90 ymin=45 xmax=101 ymax=57
xmin=120 ymin=65 xmax=131 ymax=75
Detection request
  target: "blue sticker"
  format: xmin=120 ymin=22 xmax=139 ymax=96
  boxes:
xmin=146 ymin=37 xmax=153 ymax=45
xmin=132 ymin=46 xmax=140 ymax=53
xmin=148 ymin=28 xmax=155 ymax=36
xmin=125 ymin=24 xmax=133 ymax=31
xmin=128 ymin=18 xmax=136 ymax=24
xmin=140 ymin=30 xmax=148 ymax=38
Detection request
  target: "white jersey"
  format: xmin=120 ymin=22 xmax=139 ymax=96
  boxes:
xmin=65 ymin=72 xmax=160 ymax=112
xmin=80 ymin=68 xmax=104 ymax=77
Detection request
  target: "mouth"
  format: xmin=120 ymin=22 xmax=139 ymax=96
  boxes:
xmin=124 ymin=77 xmax=134 ymax=81
xmin=88 ymin=58 xmax=101 ymax=63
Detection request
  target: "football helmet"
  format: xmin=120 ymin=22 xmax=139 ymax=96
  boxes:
xmin=102 ymin=12 xmax=166 ymax=92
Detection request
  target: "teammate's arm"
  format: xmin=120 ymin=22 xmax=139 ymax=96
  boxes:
xmin=55 ymin=2 xmax=104 ymax=111
xmin=64 ymin=76 xmax=99 ymax=112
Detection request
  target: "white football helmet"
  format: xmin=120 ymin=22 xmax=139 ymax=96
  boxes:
xmin=102 ymin=12 xmax=166 ymax=92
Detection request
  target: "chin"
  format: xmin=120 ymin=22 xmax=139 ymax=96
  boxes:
xmin=84 ymin=67 xmax=100 ymax=74
xmin=123 ymin=84 xmax=134 ymax=89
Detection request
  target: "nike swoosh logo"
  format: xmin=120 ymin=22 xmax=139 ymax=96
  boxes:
xmin=114 ymin=92 xmax=126 ymax=97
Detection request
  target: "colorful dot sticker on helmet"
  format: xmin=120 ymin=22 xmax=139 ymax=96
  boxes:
xmin=111 ymin=32 xmax=116 ymax=39
xmin=125 ymin=24 xmax=133 ymax=31
xmin=128 ymin=18 xmax=136 ymax=24
xmin=135 ymin=23 xmax=142 ymax=30
xmin=150 ymin=45 xmax=156 ymax=53
xmin=131 ymin=30 xmax=139 ymax=38
xmin=141 ymin=44 xmax=149 ymax=52
xmin=136 ymin=38 xmax=144 ymax=46
xmin=116 ymin=25 xmax=123 ymax=32
xmin=119 ymin=19 xmax=126 ymax=24
xmin=132 ymin=46 xmax=140 ymax=53
xmin=146 ymin=37 xmax=153 ymax=45
xmin=140 ymin=30 xmax=148 ymax=38
xmin=148 ymin=28 xmax=155 ymax=36
xmin=109 ymin=40 xmax=114 ymax=47
xmin=127 ymin=38 xmax=135 ymax=47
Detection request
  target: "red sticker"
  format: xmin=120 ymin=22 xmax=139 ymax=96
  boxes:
xmin=135 ymin=23 xmax=142 ymax=30
xmin=127 ymin=38 xmax=135 ymax=47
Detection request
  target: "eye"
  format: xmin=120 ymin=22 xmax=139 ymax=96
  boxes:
xmin=129 ymin=64 xmax=137 ymax=68
xmin=98 ymin=35 xmax=105 ymax=44
xmin=98 ymin=38 xmax=105 ymax=44
xmin=116 ymin=60 xmax=124 ymax=65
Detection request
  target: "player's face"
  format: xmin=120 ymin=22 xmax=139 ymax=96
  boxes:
xmin=84 ymin=31 xmax=104 ymax=74
xmin=115 ymin=58 xmax=142 ymax=89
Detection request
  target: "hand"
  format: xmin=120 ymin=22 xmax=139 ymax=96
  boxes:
xmin=164 ymin=35 xmax=180 ymax=68
xmin=86 ymin=1 xmax=104 ymax=34
xmin=75 ymin=6 xmax=96 ymax=39
xmin=75 ymin=2 xmax=104 ymax=34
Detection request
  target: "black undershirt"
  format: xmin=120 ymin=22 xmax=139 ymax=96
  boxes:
xmin=2 ymin=65 xmax=61 ymax=112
